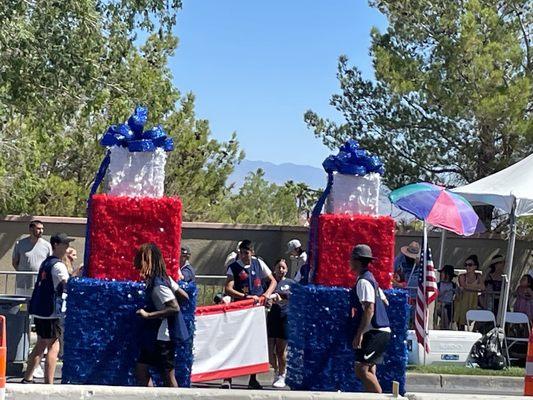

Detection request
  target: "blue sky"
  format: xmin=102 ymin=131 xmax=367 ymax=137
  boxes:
xmin=170 ymin=1 xmax=387 ymax=168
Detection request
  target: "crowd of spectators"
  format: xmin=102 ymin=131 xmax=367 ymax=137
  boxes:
xmin=391 ymin=241 xmax=533 ymax=331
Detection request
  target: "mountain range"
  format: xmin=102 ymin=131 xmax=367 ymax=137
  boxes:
xmin=228 ymin=159 xmax=326 ymax=189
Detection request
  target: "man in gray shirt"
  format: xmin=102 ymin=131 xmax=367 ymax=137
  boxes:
xmin=12 ymin=220 xmax=52 ymax=296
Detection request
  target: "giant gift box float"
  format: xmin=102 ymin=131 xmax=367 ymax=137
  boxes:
xmin=62 ymin=107 xmax=196 ymax=387
xmin=287 ymin=139 xmax=408 ymax=395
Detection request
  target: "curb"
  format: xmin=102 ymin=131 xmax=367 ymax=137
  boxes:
xmin=6 ymin=383 xmax=406 ymax=400
xmin=407 ymin=372 xmax=523 ymax=393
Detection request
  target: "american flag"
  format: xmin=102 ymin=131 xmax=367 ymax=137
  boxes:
xmin=415 ymin=248 xmax=438 ymax=353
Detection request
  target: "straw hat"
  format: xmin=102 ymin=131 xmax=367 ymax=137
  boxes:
xmin=400 ymin=241 xmax=420 ymax=259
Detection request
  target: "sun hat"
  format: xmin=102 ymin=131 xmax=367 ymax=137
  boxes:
xmin=400 ymin=241 xmax=420 ymax=259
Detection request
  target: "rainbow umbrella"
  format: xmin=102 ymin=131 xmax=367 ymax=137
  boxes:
xmin=389 ymin=182 xmax=482 ymax=236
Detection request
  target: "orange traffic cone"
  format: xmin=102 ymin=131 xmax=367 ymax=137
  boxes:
xmin=0 ymin=315 xmax=5 ymax=400
xmin=525 ymin=329 xmax=533 ymax=396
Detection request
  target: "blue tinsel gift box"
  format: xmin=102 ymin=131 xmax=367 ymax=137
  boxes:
xmin=286 ymin=284 xmax=408 ymax=395
xmin=62 ymin=277 xmax=197 ymax=387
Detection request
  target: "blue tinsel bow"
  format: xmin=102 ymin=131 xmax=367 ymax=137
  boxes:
xmin=322 ymin=139 xmax=384 ymax=176
xmin=99 ymin=106 xmax=174 ymax=152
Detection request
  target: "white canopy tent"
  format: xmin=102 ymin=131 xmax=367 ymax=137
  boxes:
xmin=452 ymin=153 xmax=533 ymax=326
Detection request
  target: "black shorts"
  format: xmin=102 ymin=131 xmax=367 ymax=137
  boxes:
xmin=267 ymin=306 xmax=287 ymax=340
xmin=355 ymin=330 xmax=391 ymax=365
xmin=34 ymin=318 xmax=62 ymax=340
xmin=138 ymin=340 xmax=176 ymax=371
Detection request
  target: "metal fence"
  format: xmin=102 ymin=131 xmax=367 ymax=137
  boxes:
xmin=0 ymin=271 xmax=226 ymax=306
xmin=0 ymin=271 xmax=37 ymax=297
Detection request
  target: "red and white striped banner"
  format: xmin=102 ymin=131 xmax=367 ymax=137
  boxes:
xmin=191 ymin=300 xmax=270 ymax=382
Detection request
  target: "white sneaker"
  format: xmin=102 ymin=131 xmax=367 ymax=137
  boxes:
xmin=273 ymin=374 xmax=286 ymax=388
xmin=33 ymin=362 xmax=44 ymax=379
xmin=272 ymin=370 xmax=278 ymax=384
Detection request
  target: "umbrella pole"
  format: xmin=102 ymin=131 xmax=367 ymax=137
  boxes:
xmin=498 ymin=196 xmax=517 ymax=327
xmin=438 ymin=229 xmax=446 ymax=271
xmin=423 ymin=221 xmax=428 ymax=365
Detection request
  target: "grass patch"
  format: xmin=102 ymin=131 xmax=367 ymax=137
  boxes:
xmin=408 ymin=364 xmax=524 ymax=377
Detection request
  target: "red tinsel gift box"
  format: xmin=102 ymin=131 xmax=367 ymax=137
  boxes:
xmin=314 ymin=214 xmax=395 ymax=289
xmin=86 ymin=194 xmax=182 ymax=281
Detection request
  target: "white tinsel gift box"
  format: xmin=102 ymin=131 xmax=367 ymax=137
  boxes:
xmin=106 ymin=146 xmax=167 ymax=198
xmin=325 ymin=172 xmax=381 ymax=215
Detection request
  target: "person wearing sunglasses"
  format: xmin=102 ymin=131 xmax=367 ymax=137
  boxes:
xmin=453 ymin=255 xmax=485 ymax=330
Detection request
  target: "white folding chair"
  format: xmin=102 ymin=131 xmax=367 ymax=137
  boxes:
xmin=466 ymin=309 xmax=496 ymax=332
xmin=505 ymin=312 xmax=530 ymax=359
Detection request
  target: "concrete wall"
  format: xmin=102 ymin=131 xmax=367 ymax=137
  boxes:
xmin=1 ymin=215 xmax=532 ymax=286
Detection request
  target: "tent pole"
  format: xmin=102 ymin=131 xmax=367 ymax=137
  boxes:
xmin=423 ymin=221 xmax=428 ymax=365
xmin=498 ymin=196 xmax=517 ymax=327
xmin=438 ymin=229 xmax=446 ymax=271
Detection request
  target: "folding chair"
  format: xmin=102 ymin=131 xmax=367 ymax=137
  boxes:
xmin=466 ymin=309 xmax=496 ymax=333
xmin=505 ymin=312 xmax=530 ymax=361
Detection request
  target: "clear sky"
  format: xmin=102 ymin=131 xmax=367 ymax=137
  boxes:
xmin=170 ymin=1 xmax=387 ymax=168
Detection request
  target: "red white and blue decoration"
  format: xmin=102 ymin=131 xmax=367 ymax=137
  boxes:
xmin=62 ymin=278 xmax=197 ymax=387
xmin=191 ymin=300 xmax=270 ymax=381
xmin=314 ymin=214 xmax=394 ymax=289
xmin=287 ymin=285 xmax=409 ymax=395
xmin=83 ymin=106 xmax=183 ymax=282
xmin=289 ymin=139 xmax=408 ymax=395
xmin=63 ymin=107 xmax=196 ymax=387
xmin=86 ymin=194 xmax=182 ymax=281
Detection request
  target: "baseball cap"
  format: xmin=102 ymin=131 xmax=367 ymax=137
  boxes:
xmin=287 ymin=239 xmax=302 ymax=253
xmin=181 ymin=245 xmax=191 ymax=256
xmin=50 ymin=233 xmax=75 ymax=246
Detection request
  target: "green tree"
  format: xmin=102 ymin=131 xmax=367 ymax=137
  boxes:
xmin=305 ymin=0 xmax=532 ymax=224
xmin=0 ymin=0 xmax=243 ymax=219
xmin=214 ymin=169 xmax=300 ymax=225
xmin=283 ymin=180 xmax=322 ymax=220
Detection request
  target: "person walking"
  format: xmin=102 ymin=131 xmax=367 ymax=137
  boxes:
xmin=349 ymin=244 xmax=390 ymax=394
xmin=22 ymin=233 xmax=73 ymax=384
xmin=134 ymin=243 xmax=190 ymax=387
